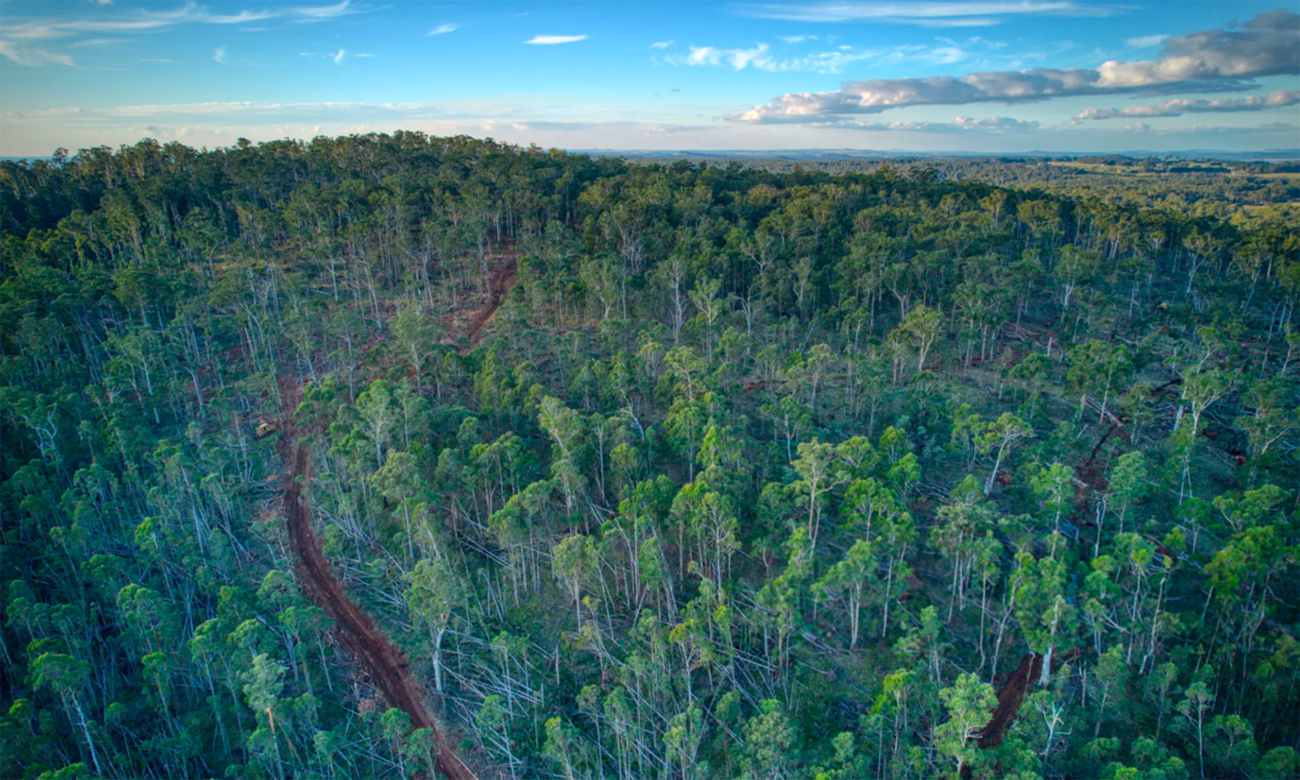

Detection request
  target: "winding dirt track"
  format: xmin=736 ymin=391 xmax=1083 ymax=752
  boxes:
xmin=465 ymin=262 xmax=514 ymax=343
xmin=462 ymin=259 xmax=518 ymax=347
xmin=276 ymin=379 xmax=477 ymax=780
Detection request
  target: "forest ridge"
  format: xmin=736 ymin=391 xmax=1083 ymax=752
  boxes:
xmin=0 ymin=133 xmax=1298 ymax=780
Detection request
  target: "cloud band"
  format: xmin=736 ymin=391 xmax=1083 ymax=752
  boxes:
xmin=734 ymin=10 xmax=1300 ymax=122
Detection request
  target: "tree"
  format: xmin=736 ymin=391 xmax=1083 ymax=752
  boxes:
xmin=355 ymin=379 xmax=403 ymax=469
xmin=755 ymin=527 xmax=812 ymax=674
xmin=390 ymin=308 xmax=442 ymax=395
xmin=741 ymin=699 xmax=797 ymax=780
xmin=687 ymin=275 xmax=724 ymax=362
xmin=1174 ymin=368 xmax=1230 ymax=503
xmin=664 ymin=704 xmax=706 ymax=779
xmin=1206 ymin=714 xmax=1258 ymax=777
xmin=671 ymin=481 xmax=738 ymax=586
xmin=653 ymin=255 xmax=690 ymax=345
xmin=978 ymin=413 xmax=1034 ymax=496
xmin=1067 ymin=339 xmax=1132 ymax=423
xmin=1205 ymin=522 xmax=1292 ymax=659
xmin=1177 ymin=680 xmax=1214 ymax=778
xmin=666 ymin=397 xmax=708 ymax=481
xmin=931 ymin=475 xmax=996 ymax=621
xmin=790 ymin=439 xmax=842 ymax=548
xmin=812 ymin=730 xmax=869 ymax=780
xmin=1014 ymin=553 xmax=1078 ymax=686
xmin=763 ymin=395 xmax=812 ymax=462
xmin=815 ymin=539 xmax=878 ymax=649
xmin=1091 ymin=644 xmax=1130 ymax=738
xmin=1054 ymin=244 xmax=1101 ymax=321
xmin=1031 ymin=462 xmax=1075 ymax=556
xmin=544 ymin=716 xmax=594 ymax=780
xmin=242 ymin=653 xmax=288 ymax=780
xmin=477 ymin=695 xmax=520 ymax=778
xmin=553 ymin=534 xmax=599 ymax=629
xmin=895 ymin=304 xmax=943 ymax=372
xmin=372 ymin=449 xmax=429 ymax=559
xmin=1105 ymin=451 xmax=1149 ymax=545
xmin=1183 ymin=228 xmax=1222 ymax=295
xmin=404 ymin=553 xmax=465 ymax=695
xmin=1239 ymin=377 xmax=1299 ymax=464
xmin=933 ymin=672 xmax=997 ymax=778
xmin=30 ymin=653 xmax=101 ymax=776
xmin=538 ymin=395 xmax=589 ymax=513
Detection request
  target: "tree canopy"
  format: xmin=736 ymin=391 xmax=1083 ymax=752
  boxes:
xmin=2 ymin=132 xmax=1297 ymax=779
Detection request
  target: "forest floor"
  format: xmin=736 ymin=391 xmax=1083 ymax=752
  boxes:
xmin=275 ymin=377 xmax=479 ymax=780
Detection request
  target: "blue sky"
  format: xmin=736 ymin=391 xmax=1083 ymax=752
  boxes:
xmin=1 ymin=1 xmax=1297 ymax=155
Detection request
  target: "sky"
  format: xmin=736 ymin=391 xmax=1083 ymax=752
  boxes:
xmin=1 ymin=0 xmax=1298 ymax=156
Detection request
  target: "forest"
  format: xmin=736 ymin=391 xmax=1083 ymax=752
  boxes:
xmin=1 ymin=132 xmax=1297 ymax=779
xmin=632 ymin=154 xmax=1300 ymax=221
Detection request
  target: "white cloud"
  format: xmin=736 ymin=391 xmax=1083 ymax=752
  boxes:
xmin=1077 ymin=89 xmax=1300 ymax=119
xmin=68 ymin=37 xmax=123 ymax=48
xmin=0 ymin=1 xmax=364 ymax=68
xmin=841 ymin=118 xmax=945 ymax=131
xmin=778 ymin=35 xmax=814 ymax=43
xmin=650 ymin=40 xmax=675 ymax=49
xmin=676 ymin=39 xmax=987 ymax=75
xmin=0 ymin=40 xmax=75 ymax=66
xmin=953 ymin=115 xmax=1039 ymax=130
xmin=793 ymin=48 xmax=880 ymax=72
xmin=3 ymin=106 xmax=86 ymax=119
xmin=3 ymin=1 xmax=364 ymax=42
xmin=925 ymin=45 xmax=966 ymax=64
xmin=428 ymin=22 xmax=460 ymax=36
xmin=735 ymin=10 xmax=1300 ymax=122
xmin=493 ymin=120 xmax=704 ymax=134
xmin=291 ymin=0 xmax=361 ymax=22
xmin=816 ymin=114 xmax=1039 ymax=132
xmin=669 ymin=37 xmax=1014 ymax=75
xmin=736 ymin=1 xmax=1120 ymax=25
xmin=679 ymin=43 xmax=773 ymax=70
xmin=300 ymin=48 xmax=365 ymax=63
xmin=1176 ymin=121 xmax=1299 ymax=135
xmin=213 ymin=44 xmax=228 ymax=64
xmin=669 ymin=42 xmax=882 ymax=74
xmin=0 ymin=100 xmax=709 ymax=141
xmin=525 ymin=35 xmax=587 ymax=45
xmin=11 ymin=99 xmax=496 ymax=122
xmin=1126 ymin=34 xmax=1167 ymax=48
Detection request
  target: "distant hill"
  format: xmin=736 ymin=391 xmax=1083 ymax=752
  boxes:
xmin=594 ymin=148 xmax=1300 ymax=163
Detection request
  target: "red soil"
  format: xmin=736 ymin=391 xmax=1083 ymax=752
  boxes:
xmin=463 ymin=260 xmax=518 ymax=346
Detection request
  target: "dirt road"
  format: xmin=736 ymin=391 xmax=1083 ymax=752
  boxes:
xmin=276 ymin=378 xmax=478 ymax=780
xmin=466 ymin=260 xmax=517 ymax=344
xmin=978 ymin=653 xmax=1041 ymax=749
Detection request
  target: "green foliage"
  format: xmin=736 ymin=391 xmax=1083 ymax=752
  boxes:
xmin=1 ymin=134 xmax=1297 ymax=780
